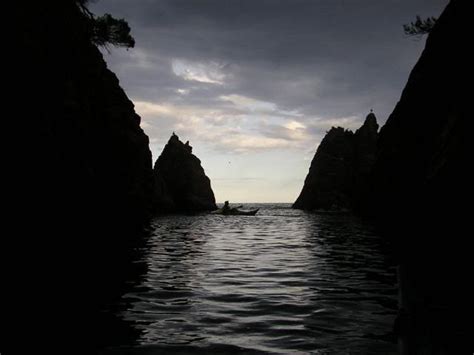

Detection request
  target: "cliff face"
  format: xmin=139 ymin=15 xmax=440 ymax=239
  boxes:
xmin=352 ymin=113 xmax=379 ymax=212
xmin=17 ymin=1 xmax=154 ymax=349
xmin=371 ymin=0 xmax=471 ymax=352
xmin=293 ymin=127 xmax=355 ymax=210
xmin=153 ymin=134 xmax=217 ymax=213
xmin=373 ymin=0 xmax=467 ymax=235
xmin=293 ymin=113 xmax=378 ymax=211
xmin=24 ymin=2 xmax=154 ymax=227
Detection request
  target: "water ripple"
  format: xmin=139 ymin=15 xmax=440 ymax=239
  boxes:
xmin=113 ymin=204 xmax=397 ymax=354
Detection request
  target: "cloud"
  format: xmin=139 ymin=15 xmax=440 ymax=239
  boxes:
xmin=175 ymin=88 xmax=189 ymax=95
xmin=171 ymin=59 xmax=227 ymax=84
xmin=93 ymin=0 xmax=447 ymax=128
xmin=90 ymin=0 xmax=449 ymax=201
xmin=134 ymin=99 xmax=326 ymax=154
xmin=134 ymin=98 xmax=362 ymax=157
xmin=258 ymin=120 xmax=308 ymax=143
xmin=284 ymin=121 xmax=305 ymax=130
xmin=219 ymin=94 xmax=277 ymax=113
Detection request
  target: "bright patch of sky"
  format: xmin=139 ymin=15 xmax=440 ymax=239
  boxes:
xmin=172 ymin=59 xmax=227 ymax=84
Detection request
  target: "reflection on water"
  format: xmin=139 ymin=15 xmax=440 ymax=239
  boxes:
xmin=107 ymin=204 xmax=397 ymax=354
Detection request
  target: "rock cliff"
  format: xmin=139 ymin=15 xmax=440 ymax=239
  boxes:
xmin=153 ymin=134 xmax=217 ymax=213
xmin=16 ymin=1 xmax=154 ymax=350
xmin=352 ymin=112 xmax=379 ymax=212
xmin=371 ymin=0 xmax=471 ymax=352
xmin=23 ymin=1 xmax=154 ymax=227
xmin=293 ymin=112 xmax=378 ymax=211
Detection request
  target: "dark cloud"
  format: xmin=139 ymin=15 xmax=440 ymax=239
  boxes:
xmin=90 ymin=0 xmax=448 ymax=201
xmin=92 ymin=0 xmax=448 ymax=148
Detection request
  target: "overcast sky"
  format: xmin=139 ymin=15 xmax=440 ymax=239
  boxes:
xmin=91 ymin=0 xmax=447 ymax=203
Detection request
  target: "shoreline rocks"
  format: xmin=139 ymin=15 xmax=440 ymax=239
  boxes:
xmin=293 ymin=112 xmax=378 ymax=212
xmin=153 ymin=134 xmax=217 ymax=213
xmin=18 ymin=1 xmax=155 ymax=350
xmin=370 ymin=0 xmax=471 ymax=352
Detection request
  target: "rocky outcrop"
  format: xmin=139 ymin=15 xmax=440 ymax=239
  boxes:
xmin=293 ymin=127 xmax=355 ymax=210
xmin=293 ymin=112 xmax=378 ymax=211
xmin=23 ymin=2 xmax=154 ymax=227
xmin=352 ymin=112 xmax=379 ymax=212
xmin=371 ymin=0 xmax=471 ymax=353
xmin=153 ymin=134 xmax=217 ymax=213
xmin=17 ymin=1 xmax=154 ymax=350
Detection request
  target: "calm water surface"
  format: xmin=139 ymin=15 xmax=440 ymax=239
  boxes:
xmin=107 ymin=204 xmax=397 ymax=354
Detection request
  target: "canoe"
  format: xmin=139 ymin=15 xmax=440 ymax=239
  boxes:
xmin=211 ymin=208 xmax=259 ymax=216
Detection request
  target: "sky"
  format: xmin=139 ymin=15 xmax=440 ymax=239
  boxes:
xmin=91 ymin=0 xmax=447 ymax=203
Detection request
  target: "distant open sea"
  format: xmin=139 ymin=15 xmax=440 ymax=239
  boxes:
xmin=103 ymin=203 xmax=398 ymax=354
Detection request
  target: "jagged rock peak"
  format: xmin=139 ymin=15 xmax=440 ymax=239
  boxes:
xmin=355 ymin=111 xmax=379 ymax=140
xmin=293 ymin=111 xmax=379 ymax=211
xmin=362 ymin=110 xmax=378 ymax=130
xmin=166 ymin=132 xmax=193 ymax=153
xmin=152 ymin=134 xmax=216 ymax=213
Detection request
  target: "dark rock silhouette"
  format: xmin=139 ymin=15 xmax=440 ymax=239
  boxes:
xmin=293 ymin=112 xmax=378 ymax=211
xmin=371 ymin=0 xmax=471 ymax=353
xmin=15 ymin=1 xmax=154 ymax=351
xmin=352 ymin=111 xmax=379 ymax=213
xmin=153 ymin=134 xmax=217 ymax=213
xmin=293 ymin=127 xmax=355 ymax=210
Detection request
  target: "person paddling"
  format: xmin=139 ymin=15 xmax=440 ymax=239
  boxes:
xmin=222 ymin=201 xmax=231 ymax=214
xmin=222 ymin=201 xmax=242 ymax=215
